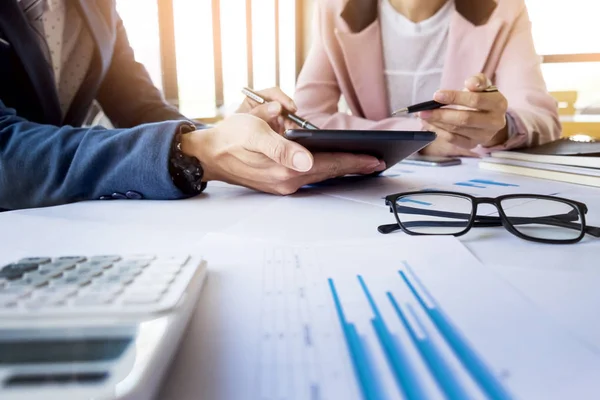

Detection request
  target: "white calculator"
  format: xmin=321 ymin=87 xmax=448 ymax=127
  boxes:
xmin=0 ymin=254 xmax=207 ymax=400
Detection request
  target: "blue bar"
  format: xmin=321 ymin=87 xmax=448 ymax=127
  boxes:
xmin=469 ymin=179 xmax=519 ymax=187
xmin=358 ymin=276 xmax=427 ymax=400
xmin=397 ymin=267 xmax=512 ymax=400
xmin=454 ymin=182 xmax=486 ymax=189
xmin=328 ymin=279 xmax=384 ymax=400
xmin=398 ymin=198 xmax=433 ymax=206
xmin=387 ymin=294 xmax=470 ymax=400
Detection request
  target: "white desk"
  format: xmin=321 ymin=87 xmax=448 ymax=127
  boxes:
xmin=1 ymin=159 xmax=600 ymax=399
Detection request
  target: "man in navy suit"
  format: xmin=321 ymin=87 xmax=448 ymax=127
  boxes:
xmin=0 ymin=0 xmax=384 ymax=210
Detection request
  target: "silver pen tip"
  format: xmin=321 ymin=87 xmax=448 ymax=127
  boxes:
xmin=391 ymin=108 xmax=408 ymax=116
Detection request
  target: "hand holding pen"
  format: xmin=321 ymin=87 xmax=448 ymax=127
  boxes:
xmin=394 ymin=74 xmax=510 ymax=153
xmin=241 ymin=87 xmax=319 ymax=131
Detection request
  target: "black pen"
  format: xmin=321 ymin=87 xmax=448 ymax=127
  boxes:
xmin=241 ymin=87 xmax=320 ymax=130
xmin=391 ymin=85 xmax=499 ymax=115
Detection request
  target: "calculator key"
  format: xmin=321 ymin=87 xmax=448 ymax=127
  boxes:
xmin=25 ymin=277 xmax=50 ymax=288
xmin=18 ymin=257 xmax=51 ymax=264
xmin=73 ymin=294 xmax=114 ymax=306
xmin=6 ymin=279 xmax=33 ymax=288
xmin=83 ymin=285 xmax=123 ymax=296
xmin=1 ymin=286 xmax=29 ymax=296
xmin=55 ymin=256 xmax=87 ymax=263
xmin=78 ymin=261 xmax=113 ymax=271
xmin=1 ymin=263 xmax=39 ymax=279
xmin=38 ymin=285 xmax=78 ymax=297
xmin=116 ymin=260 xmax=150 ymax=269
xmin=89 ymin=255 xmax=121 ymax=263
xmin=55 ymin=275 xmax=93 ymax=287
xmin=65 ymin=268 xmax=102 ymax=278
xmin=40 ymin=261 xmax=77 ymax=271
xmin=95 ymin=274 xmax=133 ymax=286
xmin=147 ymin=264 xmax=182 ymax=274
xmin=127 ymin=255 xmax=156 ymax=261
xmin=27 ymin=269 xmax=64 ymax=280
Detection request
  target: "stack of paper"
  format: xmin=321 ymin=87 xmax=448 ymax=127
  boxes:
xmin=480 ymin=138 xmax=600 ymax=187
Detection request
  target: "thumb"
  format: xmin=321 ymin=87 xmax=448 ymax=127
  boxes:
xmin=464 ymin=73 xmax=492 ymax=92
xmin=249 ymin=127 xmax=314 ymax=172
xmin=247 ymin=101 xmax=283 ymax=122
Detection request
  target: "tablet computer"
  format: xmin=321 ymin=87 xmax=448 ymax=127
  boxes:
xmin=283 ymin=129 xmax=436 ymax=170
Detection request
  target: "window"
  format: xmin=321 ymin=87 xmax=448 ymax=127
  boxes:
xmin=527 ymin=0 xmax=600 ymax=114
xmin=116 ymin=0 xmax=302 ymax=120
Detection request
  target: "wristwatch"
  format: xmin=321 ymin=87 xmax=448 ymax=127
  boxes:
xmin=168 ymin=124 xmax=207 ymax=195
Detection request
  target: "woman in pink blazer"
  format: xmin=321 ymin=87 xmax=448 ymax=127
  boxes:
xmin=295 ymin=0 xmax=561 ymax=157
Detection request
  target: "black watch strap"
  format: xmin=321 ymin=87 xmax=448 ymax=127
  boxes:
xmin=169 ymin=124 xmax=207 ymax=195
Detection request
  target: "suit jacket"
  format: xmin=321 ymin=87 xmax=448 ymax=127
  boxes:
xmin=0 ymin=0 xmax=199 ymax=210
xmin=295 ymin=0 xmax=561 ymax=150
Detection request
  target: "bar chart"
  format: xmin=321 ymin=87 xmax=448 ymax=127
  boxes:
xmin=328 ymin=265 xmax=512 ymax=400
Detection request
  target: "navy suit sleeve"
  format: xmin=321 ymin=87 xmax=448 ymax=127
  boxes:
xmin=95 ymin=14 xmax=190 ymax=128
xmin=0 ymin=100 xmax=189 ymax=210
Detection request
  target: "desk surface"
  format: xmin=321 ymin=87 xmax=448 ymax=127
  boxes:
xmin=2 ymin=159 xmax=600 ymax=399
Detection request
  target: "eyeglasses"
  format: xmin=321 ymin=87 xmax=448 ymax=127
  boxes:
xmin=378 ymin=191 xmax=600 ymax=244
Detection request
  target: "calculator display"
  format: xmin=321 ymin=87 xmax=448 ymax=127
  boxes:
xmin=0 ymin=338 xmax=131 ymax=364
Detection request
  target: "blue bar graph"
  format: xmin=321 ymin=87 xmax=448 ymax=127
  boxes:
xmin=469 ymin=179 xmax=519 ymax=187
xmin=398 ymin=198 xmax=433 ymax=207
xmin=328 ymin=268 xmax=512 ymax=400
xmin=328 ymin=279 xmax=384 ymax=400
xmin=387 ymin=294 xmax=470 ymax=400
xmin=358 ymin=276 xmax=427 ymax=400
xmin=398 ymin=265 xmax=512 ymax=400
xmin=454 ymin=179 xmax=519 ymax=189
xmin=454 ymin=182 xmax=486 ymax=189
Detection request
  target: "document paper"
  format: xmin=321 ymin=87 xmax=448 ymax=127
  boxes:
xmin=171 ymin=234 xmax=600 ymax=400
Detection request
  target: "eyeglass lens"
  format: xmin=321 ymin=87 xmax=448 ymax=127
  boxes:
xmin=500 ymin=197 xmax=583 ymax=241
xmin=395 ymin=193 xmax=473 ymax=235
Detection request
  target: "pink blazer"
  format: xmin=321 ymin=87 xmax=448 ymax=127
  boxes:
xmin=295 ymin=0 xmax=561 ymax=150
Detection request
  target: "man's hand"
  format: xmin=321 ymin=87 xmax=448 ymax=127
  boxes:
xmin=236 ymin=87 xmax=299 ymax=133
xmin=182 ymin=114 xmax=385 ymax=195
xmin=420 ymin=74 xmax=509 ymax=156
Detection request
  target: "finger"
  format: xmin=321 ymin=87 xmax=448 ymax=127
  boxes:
xmin=301 ymin=152 xmax=382 ymax=182
xmin=422 ymin=119 xmax=493 ymax=142
xmin=419 ymin=108 xmax=494 ymax=129
xmin=255 ymin=87 xmax=297 ymax=112
xmin=247 ymin=102 xmax=284 ymax=122
xmin=422 ymin=140 xmax=480 ymax=158
xmin=432 ymin=90 xmax=503 ymax=111
xmin=245 ymin=125 xmax=314 ymax=172
xmin=463 ymin=73 xmax=492 ymax=92
xmin=422 ymin=121 xmax=478 ymax=150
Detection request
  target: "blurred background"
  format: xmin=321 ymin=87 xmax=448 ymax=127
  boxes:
xmin=114 ymin=0 xmax=600 ymax=136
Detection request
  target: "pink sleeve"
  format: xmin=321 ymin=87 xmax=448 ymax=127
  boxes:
xmin=482 ymin=4 xmax=561 ymax=152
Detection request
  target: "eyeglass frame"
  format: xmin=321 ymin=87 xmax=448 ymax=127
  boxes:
xmin=379 ymin=190 xmax=600 ymax=244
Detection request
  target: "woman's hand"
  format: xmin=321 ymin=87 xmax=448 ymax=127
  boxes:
xmin=420 ymin=74 xmax=509 ymax=155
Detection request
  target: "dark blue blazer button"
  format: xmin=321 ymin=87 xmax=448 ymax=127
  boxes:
xmin=99 ymin=195 xmax=112 ymax=200
xmin=111 ymin=192 xmax=127 ymax=200
xmin=126 ymin=191 xmax=143 ymax=200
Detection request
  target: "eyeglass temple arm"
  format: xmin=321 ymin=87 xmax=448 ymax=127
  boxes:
xmin=381 ymin=206 xmax=600 ymax=237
